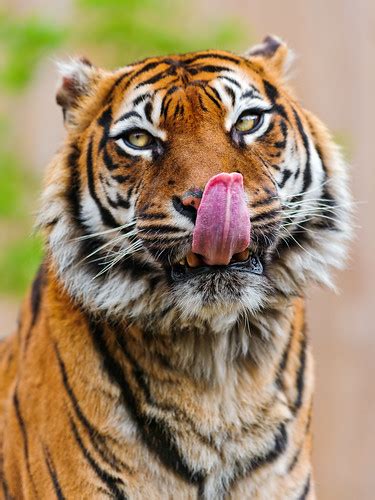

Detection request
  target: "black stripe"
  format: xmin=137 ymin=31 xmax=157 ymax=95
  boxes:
xmin=43 ymin=445 xmax=65 ymax=500
xmin=66 ymin=143 xmax=82 ymax=223
xmin=86 ymin=139 xmax=118 ymax=228
xmin=309 ymin=185 xmax=337 ymax=230
xmin=261 ymin=120 xmax=275 ymax=139
xmin=111 ymin=174 xmax=131 ymax=183
xmin=251 ymin=227 xmax=279 ymax=249
xmin=232 ymin=423 xmax=288 ymax=484
xmin=292 ymin=108 xmax=312 ymax=192
xmin=276 ymin=228 xmax=311 ymax=254
xmin=275 ymin=103 xmax=289 ymax=121
xmin=13 ymin=391 xmax=30 ymax=467
xmin=97 ymin=107 xmax=113 ymax=151
xmin=197 ymin=94 xmax=208 ymax=112
xmin=102 ymin=146 xmax=119 ymax=171
xmin=113 ymin=329 xmax=215 ymax=454
xmin=251 ymin=209 xmax=280 ymax=224
xmin=197 ymin=479 xmax=206 ymax=499
xmin=241 ymin=89 xmax=255 ymax=100
xmin=262 ymin=81 xmax=290 ymax=122
xmin=76 ymin=235 xmax=108 ymax=276
xmin=314 ymin=143 xmax=328 ymax=176
xmin=251 ymin=197 xmax=277 ymax=209
xmin=105 ymin=71 xmax=131 ymax=101
xmin=274 ymin=139 xmax=286 ymax=149
xmin=69 ymin=416 xmax=127 ymax=499
xmin=217 ymin=75 xmax=241 ymax=88
xmin=137 ymin=212 xmax=167 ymax=220
xmin=135 ymin=69 xmax=171 ymax=88
xmin=189 ymin=64 xmax=234 ymax=75
xmin=275 ymin=327 xmax=293 ymax=389
xmin=274 ymin=119 xmax=288 ymax=149
xmin=183 ymin=53 xmax=241 ymax=65
xmin=270 ymin=151 xmax=282 ymax=158
xmin=178 ymin=104 xmax=185 ymax=117
xmin=160 ymin=86 xmax=179 ymax=116
xmin=114 ymin=111 xmax=141 ymax=124
xmin=263 ymin=79 xmax=279 ymax=103
xmin=1 ymin=475 xmax=12 ymax=500
xmin=208 ymin=85 xmax=222 ymax=102
xmin=144 ymin=101 xmax=153 ymax=124
xmin=105 ymin=194 xmax=119 ymax=209
xmin=224 ymin=85 xmax=236 ymax=106
xmin=53 ymin=343 xmax=128 ymax=474
xmin=161 ymin=97 xmax=172 ymax=119
xmin=13 ymin=391 xmax=38 ymax=497
xmin=124 ymin=61 xmax=162 ymax=89
xmin=138 ymin=224 xmax=187 ymax=235
xmin=298 ymin=474 xmax=311 ymax=500
xmin=294 ymin=330 xmax=307 ymax=412
xmin=73 ymin=223 xmax=155 ymax=278
xmin=173 ymin=102 xmax=181 ymax=119
xmin=202 ymin=87 xmax=221 ymax=109
xmin=24 ymin=262 xmax=46 ymax=352
xmin=278 ymin=169 xmax=293 ymax=189
xmin=140 ymin=235 xmax=190 ymax=246
xmin=133 ymin=92 xmax=151 ymax=106
xmin=89 ymin=319 xmax=206 ymax=485
xmin=116 ymin=195 xmax=131 ymax=209
xmin=287 ymin=447 xmax=301 ymax=473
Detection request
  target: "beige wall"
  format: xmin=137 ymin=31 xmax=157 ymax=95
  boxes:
xmin=1 ymin=1 xmax=374 ymax=498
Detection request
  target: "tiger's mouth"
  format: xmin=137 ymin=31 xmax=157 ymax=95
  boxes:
xmin=170 ymin=249 xmax=264 ymax=281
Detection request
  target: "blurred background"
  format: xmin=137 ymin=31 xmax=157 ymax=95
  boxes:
xmin=0 ymin=1 xmax=374 ymax=498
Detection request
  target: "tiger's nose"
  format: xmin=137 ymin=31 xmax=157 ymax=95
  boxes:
xmin=172 ymin=188 xmax=203 ymax=224
xmin=181 ymin=188 xmax=203 ymax=210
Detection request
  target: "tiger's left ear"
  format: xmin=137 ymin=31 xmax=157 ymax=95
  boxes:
xmin=56 ymin=57 xmax=102 ymax=128
xmin=244 ymin=35 xmax=294 ymax=78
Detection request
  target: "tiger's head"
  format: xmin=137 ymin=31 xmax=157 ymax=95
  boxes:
xmin=39 ymin=36 xmax=351 ymax=329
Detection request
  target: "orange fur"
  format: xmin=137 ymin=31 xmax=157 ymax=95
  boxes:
xmin=0 ymin=37 xmax=350 ymax=498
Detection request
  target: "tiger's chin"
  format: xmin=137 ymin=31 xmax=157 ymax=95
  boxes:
xmin=166 ymin=250 xmax=270 ymax=325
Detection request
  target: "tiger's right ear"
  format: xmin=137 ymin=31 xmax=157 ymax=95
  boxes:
xmin=244 ymin=35 xmax=294 ymax=79
xmin=56 ymin=57 xmax=101 ymax=128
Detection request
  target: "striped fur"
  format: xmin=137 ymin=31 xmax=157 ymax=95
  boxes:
xmin=0 ymin=36 xmax=350 ymax=499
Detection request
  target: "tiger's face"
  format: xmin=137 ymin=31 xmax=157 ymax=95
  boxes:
xmin=42 ymin=37 xmax=350 ymax=326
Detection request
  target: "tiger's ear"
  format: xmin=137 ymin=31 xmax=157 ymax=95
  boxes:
xmin=56 ymin=57 xmax=101 ymax=127
xmin=244 ymin=35 xmax=294 ymax=78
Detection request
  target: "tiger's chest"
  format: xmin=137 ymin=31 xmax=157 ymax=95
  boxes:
xmin=106 ymin=370 xmax=295 ymax=499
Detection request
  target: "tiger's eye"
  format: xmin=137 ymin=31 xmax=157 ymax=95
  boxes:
xmin=127 ymin=131 xmax=153 ymax=148
xmin=235 ymin=114 xmax=262 ymax=133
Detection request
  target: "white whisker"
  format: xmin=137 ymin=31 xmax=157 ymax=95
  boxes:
xmin=71 ymin=221 xmax=136 ymax=242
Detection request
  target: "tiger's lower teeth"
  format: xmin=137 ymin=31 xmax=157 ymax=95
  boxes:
xmin=231 ymin=249 xmax=250 ymax=263
xmin=186 ymin=251 xmax=202 ymax=268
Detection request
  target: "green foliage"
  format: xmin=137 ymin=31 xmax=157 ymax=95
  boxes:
xmin=0 ymin=0 xmax=247 ymax=296
xmin=0 ymin=1 xmax=246 ymax=90
xmin=0 ymin=236 xmax=42 ymax=296
xmin=0 ymin=151 xmax=37 ymax=218
xmin=0 ymin=146 xmax=42 ymax=295
xmin=72 ymin=0 xmax=245 ymax=66
xmin=0 ymin=13 xmax=65 ymax=90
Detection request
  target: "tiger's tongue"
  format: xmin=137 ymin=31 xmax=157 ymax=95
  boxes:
xmin=192 ymin=172 xmax=251 ymax=266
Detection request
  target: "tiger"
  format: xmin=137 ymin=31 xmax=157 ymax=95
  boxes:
xmin=0 ymin=35 xmax=351 ymax=499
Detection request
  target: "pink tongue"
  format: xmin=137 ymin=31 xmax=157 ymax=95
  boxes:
xmin=192 ymin=172 xmax=251 ymax=265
